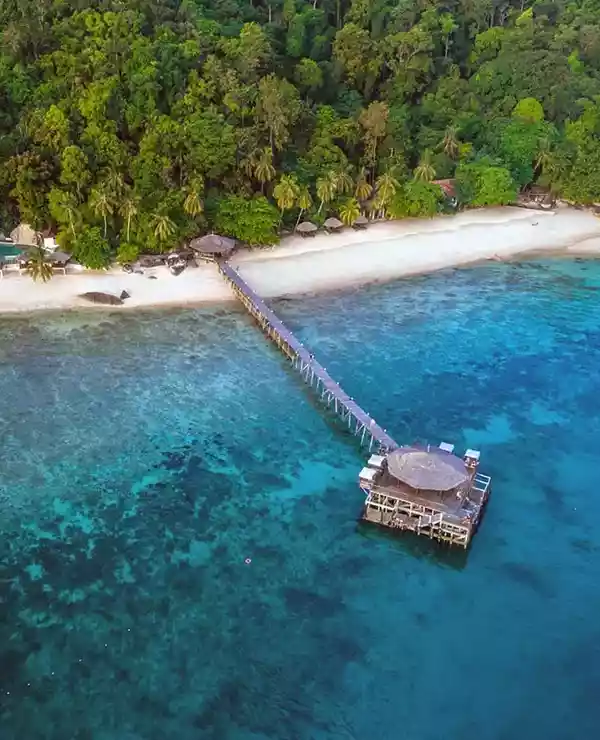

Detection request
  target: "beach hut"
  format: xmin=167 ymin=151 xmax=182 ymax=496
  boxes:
xmin=296 ymin=221 xmax=318 ymax=237
xmin=10 ymin=223 xmax=38 ymax=247
xmin=46 ymin=250 xmax=72 ymax=274
xmin=353 ymin=215 xmax=369 ymax=229
xmin=432 ymin=179 xmax=458 ymax=208
xmin=189 ymin=234 xmax=236 ymax=262
xmin=323 ymin=217 xmax=344 ymax=233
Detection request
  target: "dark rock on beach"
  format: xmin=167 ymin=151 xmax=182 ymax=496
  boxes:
xmin=79 ymin=291 xmax=124 ymax=305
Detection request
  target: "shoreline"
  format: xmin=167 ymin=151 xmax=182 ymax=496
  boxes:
xmin=1 ymin=206 xmax=600 ymax=315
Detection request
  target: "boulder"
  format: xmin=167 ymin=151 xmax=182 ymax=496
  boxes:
xmin=79 ymin=291 xmax=124 ymax=306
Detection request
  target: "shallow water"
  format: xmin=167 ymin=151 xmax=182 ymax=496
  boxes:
xmin=1 ymin=259 xmax=600 ymax=739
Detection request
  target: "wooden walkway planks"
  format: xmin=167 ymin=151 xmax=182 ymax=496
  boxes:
xmin=218 ymin=260 xmax=398 ymax=452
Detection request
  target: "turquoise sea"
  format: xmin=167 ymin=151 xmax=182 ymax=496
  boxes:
xmin=1 ymin=258 xmax=600 ymax=739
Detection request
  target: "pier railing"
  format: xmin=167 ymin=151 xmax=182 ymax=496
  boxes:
xmin=218 ymin=261 xmax=398 ymax=453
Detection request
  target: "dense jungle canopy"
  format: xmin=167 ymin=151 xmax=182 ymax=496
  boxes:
xmin=1 ymin=0 xmax=600 ymax=265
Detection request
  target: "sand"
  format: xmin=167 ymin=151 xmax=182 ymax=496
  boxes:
xmin=1 ymin=206 xmax=599 ymax=314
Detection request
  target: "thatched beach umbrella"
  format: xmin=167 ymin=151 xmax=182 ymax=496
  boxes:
xmin=296 ymin=221 xmax=318 ymax=237
xmin=189 ymin=234 xmax=236 ymax=259
xmin=323 ymin=217 xmax=344 ymax=232
xmin=386 ymin=447 xmax=469 ymax=492
xmin=353 ymin=214 xmax=369 ymax=229
xmin=80 ymin=291 xmax=124 ymax=306
xmin=46 ymin=251 xmax=72 ymax=264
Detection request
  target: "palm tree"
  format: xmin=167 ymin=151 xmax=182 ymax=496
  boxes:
xmin=316 ymin=170 xmax=338 ymax=214
xmin=441 ymin=126 xmax=460 ymax=159
xmin=273 ymin=175 xmax=299 ymax=221
xmin=413 ymin=150 xmax=436 ymax=182
xmin=151 ymin=211 xmax=177 ymax=244
xmin=25 ymin=246 xmax=53 ymax=282
xmin=59 ymin=191 xmax=79 ymax=238
xmin=89 ymin=188 xmax=114 ymax=238
xmin=535 ymin=137 xmax=553 ymax=176
xmin=295 ymin=187 xmax=313 ymax=228
xmin=119 ymin=195 xmax=140 ymax=243
xmin=339 ymin=198 xmax=361 ymax=226
xmin=105 ymin=169 xmax=125 ymax=200
xmin=334 ymin=169 xmax=353 ymax=195
xmin=254 ymin=147 xmax=276 ymax=192
xmin=355 ymin=168 xmax=373 ymax=201
xmin=375 ymin=172 xmax=399 ymax=206
xmin=183 ymin=188 xmax=203 ymax=218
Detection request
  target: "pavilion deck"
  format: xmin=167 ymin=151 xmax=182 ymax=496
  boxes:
xmin=360 ymin=454 xmax=491 ymax=547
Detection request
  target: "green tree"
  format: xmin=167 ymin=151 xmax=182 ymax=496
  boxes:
xmin=512 ymin=98 xmax=545 ymax=124
xmin=441 ymin=126 xmax=460 ymax=159
xmin=355 ymin=169 xmax=373 ymax=201
xmin=359 ymin=102 xmax=389 ymax=176
xmin=254 ymin=147 xmax=276 ymax=192
xmin=334 ymin=169 xmax=354 ymax=195
xmin=60 ymin=145 xmax=90 ymax=201
xmin=119 ymin=195 xmax=140 ymax=243
xmin=339 ymin=198 xmax=361 ymax=226
xmin=295 ymin=187 xmax=313 ymax=228
xmin=440 ymin=14 xmax=458 ymax=60
xmin=214 ymin=195 xmax=280 ymax=246
xmin=25 ymin=246 xmax=53 ymax=282
xmin=183 ymin=184 xmax=204 ymax=218
xmin=89 ymin=188 xmax=114 ymax=238
xmin=414 ymin=150 xmax=436 ymax=182
xmin=316 ymin=171 xmax=338 ymax=214
xmin=294 ymin=59 xmax=323 ymax=97
xmin=256 ymin=75 xmax=301 ymax=152
xmin=117 ymin=242 xmax=140 ymax=265
xmin=273 ymin=174 xmax=299 ymax=221
xmin=456 ymin=161 xmax=518 ymax=207
xmin=151 ymin=211 xmax=177 ymax=245
xmin=374 ymin=172 xmax=399 ymax=213
xmin=72 ymin=228 xmax=112 ymax=269
xmin=48 ymin=188 xmax=79 ymax=238
xmin=388 ymin=181 xmax=442 ymax=219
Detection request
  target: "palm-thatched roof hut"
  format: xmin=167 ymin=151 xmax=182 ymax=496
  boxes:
xmin=10 ymin=223 xmax=38 ymax=247
xmin=323 ymin=217 xmax=344 ymax=232
xmin=296 ymin=221 xmax=318 ymax=237
xmin=386 ymin=447 xmax=469 ymax=492
xmin=353 ymin=215 xmax=369 ymax=229
xmin=189 ymin=234 xmax=236 ymax=261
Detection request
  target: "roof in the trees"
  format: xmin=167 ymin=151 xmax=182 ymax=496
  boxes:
xmin=189 ymin=234 xmax=236 ymax=254
xmin=353 ymin=215 xmax=369 ymax=227
xmin=324 ymin=217 xmax=343 ymax=230
xmin=433 ymin=179 xmax=457 ymax=198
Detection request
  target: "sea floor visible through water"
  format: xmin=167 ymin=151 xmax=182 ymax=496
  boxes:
xmin=1 ymin=258 xmax=599 ymax=740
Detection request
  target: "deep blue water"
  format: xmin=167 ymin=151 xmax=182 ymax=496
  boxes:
xmin=1 ymin=259 xmax=600 ymax=739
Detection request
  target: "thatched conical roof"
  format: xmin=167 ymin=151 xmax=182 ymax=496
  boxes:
xmin=46 ymin=251 xmax=72 ymax=264
xmin=324 ymin=217 xmax=343 ymax=231
xmin=386 ymin=447 xmax=468 ymax=491
xmin=353 ymin=214 xmax=369 ymax=228
xmin=296 ymin=221 xmax=318 ymax=234
xmin=189 ymin=234 xmax=236 ymax=255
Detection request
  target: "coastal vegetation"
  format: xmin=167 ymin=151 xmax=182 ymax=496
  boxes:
xmin=1 ymin=0 xmax=600 ymax=265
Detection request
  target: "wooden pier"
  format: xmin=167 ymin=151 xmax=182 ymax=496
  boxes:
xmin=218 ymin=260 xmax=398 ymax=453
xmin=217 ymin=260 xmax=491 ymax=548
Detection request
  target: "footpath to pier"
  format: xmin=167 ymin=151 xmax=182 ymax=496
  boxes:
xmin=218 ymin=261 xmax=398 ymax=453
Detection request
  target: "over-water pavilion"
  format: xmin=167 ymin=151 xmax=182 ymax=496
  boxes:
xmin=360 ymin=444 xmax=491 ymax=548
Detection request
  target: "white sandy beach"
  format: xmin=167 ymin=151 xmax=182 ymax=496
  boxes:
xmin=1 ymin=206 xmax=600 ymax=313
